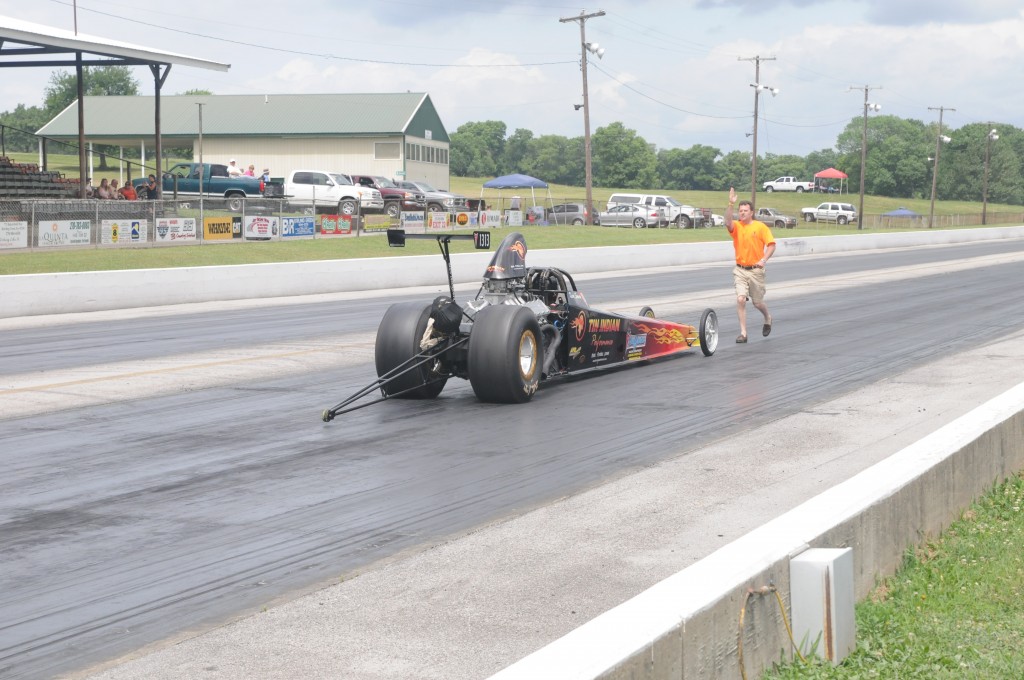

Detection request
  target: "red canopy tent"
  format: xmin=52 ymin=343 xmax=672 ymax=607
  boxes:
xmin=814 ymin=167 xmax=848 ymax=194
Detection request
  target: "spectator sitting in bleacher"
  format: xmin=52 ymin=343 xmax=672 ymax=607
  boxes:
xmin=110 ymin=179 xmax=126 ymax=200
xmin=84 ymin=177 xmax=95 ymax=199
xmin=119 ymin=181 xmax=137 ymax=200
xmin=97 ymin=178 xmax=114 ymax=200
xmin=227 ymin=159 xmax=243 ymax=177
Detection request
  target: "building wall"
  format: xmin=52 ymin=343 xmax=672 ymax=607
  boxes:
xmin=190 ymin=135 xmax=450 ymax=186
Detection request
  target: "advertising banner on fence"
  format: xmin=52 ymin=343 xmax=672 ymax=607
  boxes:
xmin=204 ymin=216 xmax=235 ymax=241
xmin=155 ymin=217 xmax=198 ymax=242
xmin=427 ymin=212 xmax=449 ymax=231
xmin=361 ymin=215 xmax=390 ymax=233
xmin=0 ymin=221 xmax=28 ymax=249
xmin=451 ymin=211 xmax=477 ymax=229
xmin=401 ymin=212 xmax=426 ymax=232
xmin=320 ymin=215 xmax=352 ymax=236
xmin=243 ymin=215 xmax=279 ymax=240
xmin=101 ymin=219 xmax=148 ymax=245
xmin=282 ymin=216 xmax=315 ymax=238
xmin=505 ymin=210 xmax=523 ymax=227
xmin=479 ymin=210 xmax=502 ymax=228
xmin=38 ymin=220 xmax=91 ymax=247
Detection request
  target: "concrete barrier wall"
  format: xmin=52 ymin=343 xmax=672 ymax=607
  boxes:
xmin=488 ymin=382 xmax=1024 ymax=680
xmin=4 ymin=226 xmax=1023 ymax=318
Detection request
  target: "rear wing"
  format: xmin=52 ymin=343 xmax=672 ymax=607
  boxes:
xmin=385 ymin=229 xmax=493 ymax=298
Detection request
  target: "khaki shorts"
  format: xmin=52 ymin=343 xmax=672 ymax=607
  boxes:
xmin=733 ymin=265 xmax=766 ymax=304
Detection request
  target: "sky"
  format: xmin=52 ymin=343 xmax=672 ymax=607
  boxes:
xmin=2 ymin=0 xmax=1023 ymax=157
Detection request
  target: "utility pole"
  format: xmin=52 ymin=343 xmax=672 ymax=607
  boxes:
xmin=982 ymin=126 xmax=998 ymax=225
xmin=927 ymin=106 xmax=955 ymax=229
xmin=850 ymin=85 xmax=880 ymax=230
xmin=560 ymin=10 xmax=605 ymax=225
xmin=740 ymin=55 xmax=776 ymax=204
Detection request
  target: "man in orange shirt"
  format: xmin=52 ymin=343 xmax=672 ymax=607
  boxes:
xmin=724 ymin=186 xmax=776 ymax=343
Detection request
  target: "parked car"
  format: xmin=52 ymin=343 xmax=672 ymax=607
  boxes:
xmin=711 ymin=213 xmax=725 ymax=227
xmin=349 ymin=174 xmax=426 ymax=218
xmin=756 ymin=207 xmax=798 ymax=229
xmin=394 ymin=180 xmax=468 ymax=212
xmin=801 ymin=202 xmax=859 ymax=224
xmin=546 ymin=203 xmax=588 ymax=225
xmin=594 ymin=204 xmax=663 ymax=228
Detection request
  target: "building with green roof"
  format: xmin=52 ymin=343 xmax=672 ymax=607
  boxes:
xmin=36 ymin=92 xmax=453 ymax=188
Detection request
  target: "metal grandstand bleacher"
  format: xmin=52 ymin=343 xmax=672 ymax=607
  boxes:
xmin=0 ymin=156 xmax=80 ymax=199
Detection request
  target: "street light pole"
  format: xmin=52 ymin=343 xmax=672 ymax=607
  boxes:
xmin=927 ymin=106 xmax=955 ymax=229
xmin=982 ymin=127 xmax=998 ymax=225
xmin=741 ymin=55 xmax=776 ymax=204
xmin=560 ymin=10 xmax=605 ymax=225
xmin=851 ymin=85 xmax=880 ymax=230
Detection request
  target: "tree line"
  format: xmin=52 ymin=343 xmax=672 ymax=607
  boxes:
xmin=3 ymin=66 xmax=1020 ymax=205
xmin=450 ymin=118 xmax=1024 ymax=205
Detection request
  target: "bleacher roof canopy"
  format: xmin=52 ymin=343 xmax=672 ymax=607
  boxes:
xmin=0 ymin=14 xmax=229 ymax=71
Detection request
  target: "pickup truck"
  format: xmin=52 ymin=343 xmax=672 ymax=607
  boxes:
xmin=636 ymin=194 xmax=702 ymax=228
xmin=755 ymin=207 xmax=797 ymax=229
xmin=801 ymin=201 xmax=859 ymax=225
xmin=762 ymin=176 xmax=815 ymax=193
xmin=139 ymin=163 xmax=265 ymax=210
xmin=282 ymin=170 xmax=384 ymax=216
xmin=349 ymin=174 xmax=426 ymax=218
xmin=394 ymin=180 xmax=468 ymax=213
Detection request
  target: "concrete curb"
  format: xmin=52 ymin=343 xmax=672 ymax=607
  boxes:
xmin=4 ymin=226 xmax=1024 ymax=318
xmin=489 ymin=382 xmax=1024 ymax=679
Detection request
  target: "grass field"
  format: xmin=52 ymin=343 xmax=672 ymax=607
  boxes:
xmin=763 ymin=471 xmax=1024 ymax=679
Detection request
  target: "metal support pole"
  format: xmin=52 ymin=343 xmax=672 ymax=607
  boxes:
xmin=560 ymin=10 xmax=605 ymax=225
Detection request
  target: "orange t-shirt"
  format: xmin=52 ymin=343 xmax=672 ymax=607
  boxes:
xmin=730 ymin=219 xmax=775 ymax=266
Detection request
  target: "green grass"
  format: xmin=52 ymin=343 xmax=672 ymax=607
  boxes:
xmin=763 ymin=472 xmax=1024 ymax=679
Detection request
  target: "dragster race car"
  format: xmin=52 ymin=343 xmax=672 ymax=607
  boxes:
xmin=321 ymin=229 xmax=718 ymax=421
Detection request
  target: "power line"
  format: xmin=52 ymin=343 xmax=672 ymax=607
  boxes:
xmin=44 ymin=0 xmax=576 ymax=68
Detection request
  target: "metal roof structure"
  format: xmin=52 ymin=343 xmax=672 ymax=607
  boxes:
xmin=37 ymin=92 xmax=444 ymax=145
xmin=0 ymin=14 xmax=229 ymax=196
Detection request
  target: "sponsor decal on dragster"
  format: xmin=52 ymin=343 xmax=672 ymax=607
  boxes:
xmin=571 ymin=310 xmax=587 ymax=342
xmin=587 ymin=317 xmax=621 ymax=334
xmin=626 ymin=333 xmax=648 ymax=361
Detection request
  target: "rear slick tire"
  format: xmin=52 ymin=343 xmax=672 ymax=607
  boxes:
xmin=374 ymin=301 xmax=447 ymax=399
xmin=468 ymin=305 xmax=541 ymax=403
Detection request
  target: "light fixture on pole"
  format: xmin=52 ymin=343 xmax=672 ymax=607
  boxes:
xmin=560 ymin=10 xmax=605 ymax=225
xmin=982 ymin=127 xmax=998 ymax=225
xmin=851 ymin=85 xmax=880 ymax=230
xmin=927 ymin=106 xmax=955 ymax=229
xmin=748 ymin=82 xmax=778 ymax=203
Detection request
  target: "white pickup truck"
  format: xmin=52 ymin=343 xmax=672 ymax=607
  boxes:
xmin=282 ymin=170 xmax=384 ymax=216
xmin=762 ymin=176 xmax=815 ymax=193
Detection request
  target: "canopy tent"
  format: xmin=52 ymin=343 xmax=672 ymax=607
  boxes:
xmin=882 ymin=207 xmax=919 ymax=217
xmin=481 ymin=173 xmax=554 ymax=222
xmin=814 ymin=167 xmax=848 ymax=194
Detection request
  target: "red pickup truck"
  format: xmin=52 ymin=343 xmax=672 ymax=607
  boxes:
xmin=349 ymin=174 xmax=426 ymax=218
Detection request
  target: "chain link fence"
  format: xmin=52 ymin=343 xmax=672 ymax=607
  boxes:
xmin=0 ymin=197 xmax=404 ymax=250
